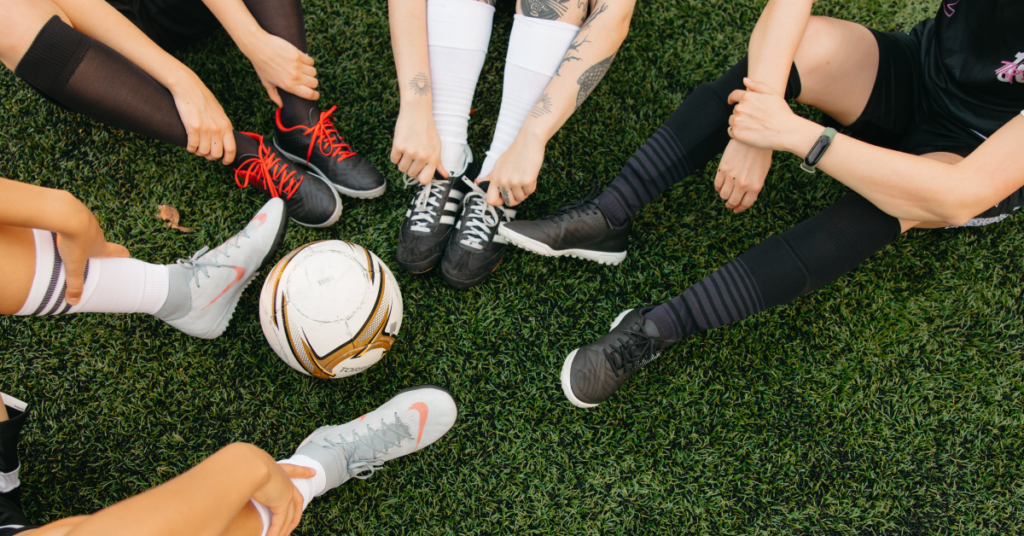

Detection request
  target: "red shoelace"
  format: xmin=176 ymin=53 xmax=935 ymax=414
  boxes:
xmin=301 ymin=106 xmax=357 ymax=163
xmin=234 ymin=134 xmax=303 ymax=199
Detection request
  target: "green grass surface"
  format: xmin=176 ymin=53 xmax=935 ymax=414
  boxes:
xmin=2 ymin=0 xmax=1023 ymax=533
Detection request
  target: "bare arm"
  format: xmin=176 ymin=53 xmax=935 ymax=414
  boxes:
xmin=728 ymin=79 xmax=1024 ymax=226
xmin=200 ymin=0 xmax=319 ymax=106
xmin=33 ymin=443 xmax=312 ymax=536
xmin=481 ymin=0 xmax=635 ymax=206
xmin=388 ymin=0 xmax=447 ymax=184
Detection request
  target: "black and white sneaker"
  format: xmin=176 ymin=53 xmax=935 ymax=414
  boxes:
xmin=0 ymin=393 xmax=32 ymax=528
xmin=498 ymin=186 xmax=629 ymax=265
xmin=440 ymin=179 xmax=516 ymax=290
xmin=561 ymin=309 xmax=665 ymax=408
xmin=395 ymin=153 xmax=478 ymax=274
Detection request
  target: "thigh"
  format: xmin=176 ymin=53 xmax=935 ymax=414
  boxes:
xmin=0 ymin=0 xmax=69 ymax=70
xmin=793 ymin=16 xmax=880 ymax=125
xmin=129 ymin=0 xmax=221 ymax=51
xmin=0 ymin=225 xmax=36 ymax=316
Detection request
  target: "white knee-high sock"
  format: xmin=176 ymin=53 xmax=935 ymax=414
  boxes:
xmin=479 ymin=15 xmax=579 ymax=177
xmin=15 ymin=229 xmax=168 ymax=316
xmin=251 ymin=456 xmax=329 ymax=536
xmin=427 ymin=0 xmax=494 ymax=174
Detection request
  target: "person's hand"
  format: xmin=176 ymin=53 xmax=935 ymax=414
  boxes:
xmin=168 ymin=70 xmax=237 ymax=165
xmin=251 ymin=463 xmax=315 ymax=536
xmin=243 ymin=31 xmax=319 ymax=107
xmin=56 ymin=206 xmax=130 ymax=306
xmin=727 ymin=78 xmax=808 ymax=152
xmin=390 ymin=105 xmax=448 ymax=185
xmin=476 ymin=133 xmax=544 ymax=206
xmin=714 ymin=140 xmax=772 ymax=213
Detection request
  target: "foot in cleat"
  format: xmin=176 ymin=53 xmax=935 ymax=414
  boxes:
xmin=233 ymin=132 xmax=342 ymax=228
xmin=273 ymin=107 xmax=386 ymax=199
xmin=440 ymin=178 xmax=515 ymax=290
xmin=499 ymin=185 xmax=629 ymax=265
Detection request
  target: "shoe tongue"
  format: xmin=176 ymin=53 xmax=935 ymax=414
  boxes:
xmin=641 ymin=319 xmax=661 ymax=339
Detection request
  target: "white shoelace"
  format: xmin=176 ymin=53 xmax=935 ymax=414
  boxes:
xmin=403 ymin=174 xmax=451 ymax=232
xmin=174 ymin=228 xmax=250 ymax=288
xmin=317 ymin=413 xmax=414 ymax=480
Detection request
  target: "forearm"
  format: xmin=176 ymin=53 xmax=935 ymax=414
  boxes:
xmin=748 ymin=0 xmax=816 ymax=94
xmin=65 ymin=443 xmax=274 ymax=536
xmin=390 ymin=0 xmax=433 ymax=113
xmin=201 ymin=0 xmax=266 ymax=58
xmin=48 ymin=0 xmax=196 ymax=91
xmin=519 ymin=0 xmax=634 ymax=145
xmin=783 ymin=115 xmax=1024 ymax=225
xmin=0 ymin=179 xmax=93 ymax=235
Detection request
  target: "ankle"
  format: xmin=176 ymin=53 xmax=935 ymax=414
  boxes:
xmin=595 ymin=196 xmax=630 ymax=229
xmin=153 ymin=265 xmax=190 ymax=321
xmin=279 ymin=94 xmax=319 ymax=128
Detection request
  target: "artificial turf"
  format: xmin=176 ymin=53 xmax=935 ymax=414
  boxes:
xmin=2 ymin=0 xmax=1023 ymax=533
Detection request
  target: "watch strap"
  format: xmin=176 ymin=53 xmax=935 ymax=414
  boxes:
xmin=800 ymin=127 xmax=837 ymax=174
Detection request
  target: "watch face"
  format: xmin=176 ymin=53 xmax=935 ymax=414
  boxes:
xmin=807 ymin=135 xmax=832 ymax=166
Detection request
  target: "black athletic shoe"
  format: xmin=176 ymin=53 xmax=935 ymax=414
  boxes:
xmin=498 ymin=185 xmax=630 ymax=265
xmin=273 ymin=107 xmax=386 ymax=199
xmin=396 ymin=159 xmax=479 ymax=274
xmin=0 ymin=394 xmax=29 ymax=515
xmin=561 ymin=309 xmax=666 ymax=408
xmin=440 ymin=178 xmax=516 ymax=290
xmin=234 ymin=132 xmax=342 ymax=228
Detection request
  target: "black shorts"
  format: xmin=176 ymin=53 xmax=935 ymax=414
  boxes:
xmin=106 ymin=0 xmax=221 ymax=51
xmin=0 ymin=493 xmax=36 ymax=536
xmin=834 ymin=19 xmax=1023 ymax=227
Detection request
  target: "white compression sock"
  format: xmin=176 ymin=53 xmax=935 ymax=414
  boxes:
xmin=427 ymin=0 xmax=494 ymax=174
xmin=15 ymin=229 xmax=168 ymax=316
xmin=479 ymin=15 xmax=579 ymax=177
xmin=251 ymin=455 xmax=328 ymax=536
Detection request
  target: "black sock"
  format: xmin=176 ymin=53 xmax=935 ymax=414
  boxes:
xmin=15 ymin=16 xmax=188 ymax=147
xmin=597 ymin=57 xmax=802 ymax=228
xmin=645 ymin=192 xmax=902 ymax=342
xmin=232 ymin=131 xmax=262 ymax=162
xmin=240 ymin=0 xmax=319 ymax=127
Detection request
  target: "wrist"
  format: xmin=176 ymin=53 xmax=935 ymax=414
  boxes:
xmin=519 ymin=124 xmax=552 ymax=150
xmin=783 ymin=117 xmax=825 ymax=156
xmin=234 ymin=26 xmax=270 ymax=60
xmin=162 ymin=65 xmax=200 ymax=94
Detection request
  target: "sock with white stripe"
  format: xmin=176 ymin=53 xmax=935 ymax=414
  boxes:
xmin=250 ymin=455 xmax=328 ymax=536
xmin=478 ymin=15 xmax=579 ymax=177
xmin=14 ymin=229 xmax=170 ymax=317
xmin=596 ymin=57 xmax=802 ymax=228
xmin=427 ymin=0 xmax=494 ymax=174
xmin=645 ymin=192 xmax=901 ymax=343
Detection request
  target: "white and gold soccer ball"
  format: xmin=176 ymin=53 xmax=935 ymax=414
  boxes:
xmin=259 ymin=240 xmax=403 ymax=379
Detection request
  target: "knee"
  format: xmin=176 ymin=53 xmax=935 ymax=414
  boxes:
xmin=792 ymin=16 xmax=838 ymax=81
xmin=0 ymin=0 xmax=69 ymax=71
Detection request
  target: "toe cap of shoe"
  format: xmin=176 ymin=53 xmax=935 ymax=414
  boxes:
xmin=331 ymin=155 xmax=386 ymax=192
xmin=289 ymin=175 xmax=340 ymax=227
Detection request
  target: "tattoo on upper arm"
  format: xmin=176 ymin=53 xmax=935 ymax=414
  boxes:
xmin=579 ymin=1 xmax=608 ymax=32
xmin=409 ymin=72 xmax=430 ymax=97
xmin=556 ymin=35 xmax=590 ymax=76
xmin=530 ymin=93 xmax=553 ymax=118
xmin=521 ymin=0 xmax=571 ymax=20
xmin=575 ymin=54 xmax=615 ymax=110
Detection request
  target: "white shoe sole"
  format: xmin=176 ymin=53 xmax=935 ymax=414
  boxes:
xmin=274 ymin=140 xmax=386 ymax=199
xmin=560 ymin=309 xmax=635 ymax=409
xmin=499 ymin=225 xmax=626 ymax=265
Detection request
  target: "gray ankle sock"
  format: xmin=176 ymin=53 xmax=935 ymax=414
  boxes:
xmin=153 ymin=265 xmax=191 ymax=321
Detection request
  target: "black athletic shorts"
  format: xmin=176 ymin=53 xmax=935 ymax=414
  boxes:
xmin=832 ymin=19 xmax=1023 ymax=227
xmin=0 ymin=494 xmax=36 ymax=536
xmin=106 ymin=0 xmax=221 ymax=51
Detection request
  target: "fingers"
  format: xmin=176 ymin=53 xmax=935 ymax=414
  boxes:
xmin=285 ymin=488 xmax=304 ymax=535
xmin=265 ymin=83 xmax=283 ymax=108
xmin=100 ymin=242 xmax=130 ymax=259
xmin=301 ymin=64 xmax=316 ymax=78
xmin=486 ymin=183 xmax=503 ymax=206
xmin=742 ymin=77 xmax=772 ymax=94
xmin=734 ymin=191 xmax=759 ymax=213
xmin=63 ymin=258 xmax=85 ymax=306
xmin=436 ymin=164 xmax=449 ymax=179
xmin=724 ymin=182 xmax=746 ymax=211
xmin=278 ymin=464 xmax=316 ymax=480
xmin=185 ymin=126 xmax=199 ymax=155
xmin=507 ymin=186 xmax=527 ymax=206
xmin=717 ymin=171 xmax=735 ymax=201
xmin=222 ymin=130 xmax=237 ymax=166
xmin=301 ymin=52 xmax=314 ymax=66
xmin=417 ymin=162 xmax=436 ymax=185
xmin=714 ymin=167 xmax=727 ymax=193
xmin=395 ymin=152 xmax=414 ymax=175
xmin=728 ymin=89 xmax=746 ymax=105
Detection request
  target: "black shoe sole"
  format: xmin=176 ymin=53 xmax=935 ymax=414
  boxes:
xmin=439 ymin=257 xmax=503 ymax=290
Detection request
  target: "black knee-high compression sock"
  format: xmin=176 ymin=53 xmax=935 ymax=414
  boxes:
xmin=645 ymin=192 xmax=902 ymax=342
xmin=597 ymin=57 xmax=803 ymax=228
xmin=16 ymin=17 xmax=261 ymax=165
xmin=242 ymin=0 xmax=318 ymax=127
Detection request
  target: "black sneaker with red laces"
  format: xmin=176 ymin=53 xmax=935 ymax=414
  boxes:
xmin=233 ymin=132 xmax=342 ymax=228
xmin=273 ymin=106 xmax=386 ymax=199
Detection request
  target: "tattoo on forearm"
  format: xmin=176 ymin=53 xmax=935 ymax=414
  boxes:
xmin=530 ymin=93 xmax=553 ymax=118
xmin=521 ymin=0 xmax=571 ymax=20
xmin=575 ymin=54 xmax=615 ymax=110
xmin=579 ymin=1 xmax=608 ymax=32
xmin=556 ymin=35 xmax=590 ymax=76
xmin=409 ymin=72 xmax=430 ymax=97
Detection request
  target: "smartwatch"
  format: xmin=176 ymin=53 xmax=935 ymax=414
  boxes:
xmin=800 ymin=127 xmax=837 ymax=174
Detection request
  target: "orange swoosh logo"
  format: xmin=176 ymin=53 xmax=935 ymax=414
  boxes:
xmin=252 ymin=213 xmax=267 ymax=227
xmin=201 ymin=266 xmax=247 ymax=311
xmin=407 ymin=402 xmax=428 ymax=449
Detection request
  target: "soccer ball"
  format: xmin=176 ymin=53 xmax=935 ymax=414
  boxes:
xmin=259 ymin=240 xmax=403 ymax=379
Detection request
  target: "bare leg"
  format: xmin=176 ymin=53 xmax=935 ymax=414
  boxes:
xmin=0 ymin=225 xmax=37 ymax=315
xmin=0 ymin=0 xmax=68 ymax=70
xmin=793 ymin=16 xmax=880 ymax=126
